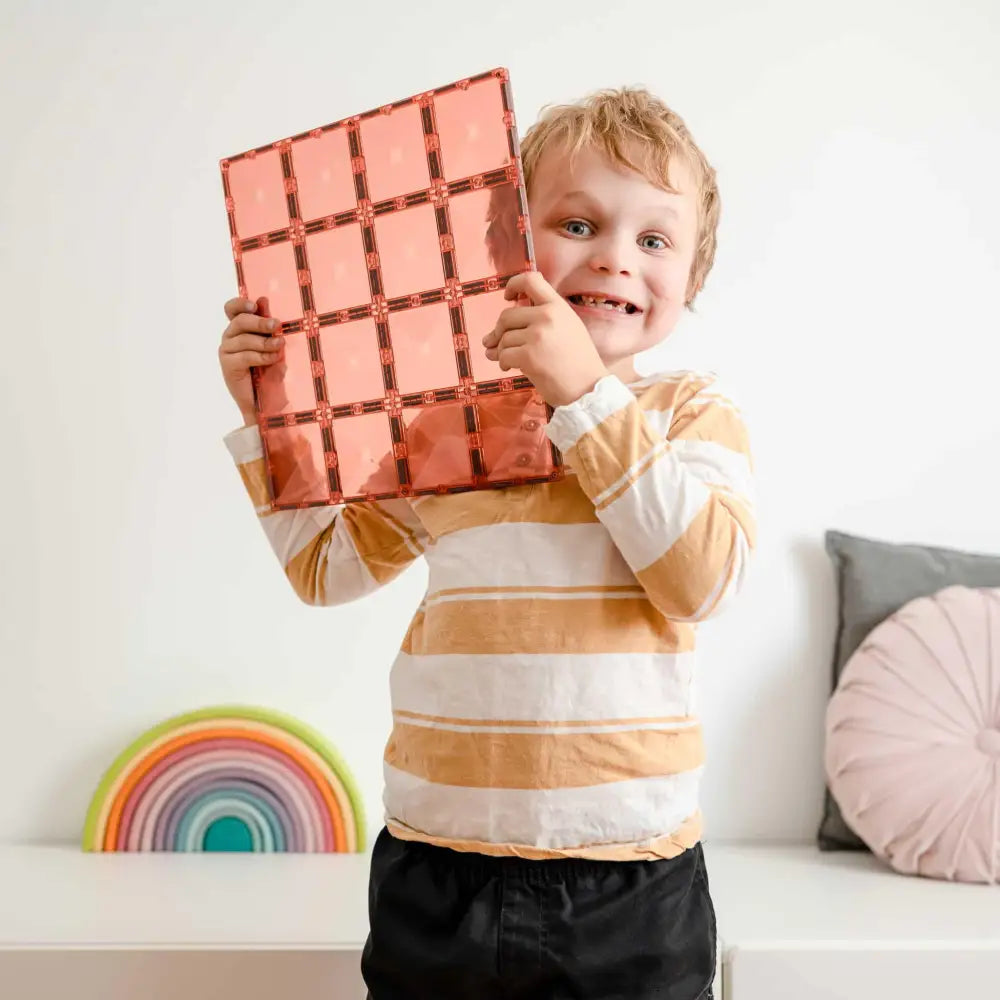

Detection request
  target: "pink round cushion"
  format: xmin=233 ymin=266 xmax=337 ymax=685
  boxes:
xmin=825 ymin=585 xmax=1000 ymax=883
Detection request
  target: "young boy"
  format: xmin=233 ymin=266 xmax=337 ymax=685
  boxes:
xmin=218 ymin=86 xmax=754 ymax=1000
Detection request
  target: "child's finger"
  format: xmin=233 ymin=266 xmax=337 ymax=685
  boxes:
xmin=224 ymin=312 xmax=280 ymax=340
xmin=224 ymin=297 xmax=258 ymax=321
xmin=223 ymin=332 xmax=283 ymax=355
xmin=483 ymin=306 xmax=533 ymax=346
xmin=235 ymin=349 xmax=283 ymax=368
xmin=504 ymin=270 xmax=556 ymax=304
xmin=497 ymin=343 xmax=527 ymax=372
xmin=486 ymin=328 xmax=526 ymax=361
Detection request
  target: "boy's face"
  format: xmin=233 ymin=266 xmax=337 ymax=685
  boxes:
xmin=527 ymin=142 xmax=700 ymax=378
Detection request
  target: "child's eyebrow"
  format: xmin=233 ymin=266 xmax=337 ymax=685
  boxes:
xmin=552 ymin=189 xmax=682 ymax=223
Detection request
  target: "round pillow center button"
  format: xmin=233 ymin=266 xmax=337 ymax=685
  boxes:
xmin=975 ymin=728 xmax=1000 ymax=757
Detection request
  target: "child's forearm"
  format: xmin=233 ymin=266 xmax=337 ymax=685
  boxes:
xmin=546 ymin=373 xmax=756 ymax=622
xmin=223 ymin=425 xmax=425 ymax=606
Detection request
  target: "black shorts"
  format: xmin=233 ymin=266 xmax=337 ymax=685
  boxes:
xmin=361 ymin=827 xmax=717 ymax=1000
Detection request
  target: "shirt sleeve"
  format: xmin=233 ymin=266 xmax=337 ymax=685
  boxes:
xmin=223 ymin=424 xmax=428 ymax=607
xmin=545 ymin=372 xmax=756 ymax=622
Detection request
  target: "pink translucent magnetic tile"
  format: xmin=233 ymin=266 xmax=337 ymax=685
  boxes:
xmin=434 ymin=79 xmax=511 ymax=180
xmin=374 ymin=204 xmax=445 ymax=298
xmin=240 ymin=243 xmax=303 ymax=324
xmin=291 ymin=128 xmax=356 ymax=221
xmin=360 ymin=104 xmax=431 ymax=203
xmin=264 ymin=423 xmax=329 ymax=506
xmin=307 ymin=225 xmax=372 ymax=314
xmin=449 ymin=186 xmax=527 ymax=284
xmin=256 ymin=332 xmax=314 ymax=415
xmin=461 ymin=290 xmax=509 ymax=382
xmin=389 ymin=303 xmax=459 ymax=395
xmin=332 ymin=413 xmax=398 ymax=498
xmin=227 ymin=149 xmax=288 ymax=237
xmin=402 ymin=404 xmax=474 ymax=491
xmin=224 ymin=68 xmax=563 ymax=507
xmin=319 ymin=319 xmax=386 ymax=405
xmin=479 ymin=391 xmax=554 ymax=482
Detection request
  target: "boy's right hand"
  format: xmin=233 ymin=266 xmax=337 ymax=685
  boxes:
xmin=219 ymin=296 xmax=284 ymax=426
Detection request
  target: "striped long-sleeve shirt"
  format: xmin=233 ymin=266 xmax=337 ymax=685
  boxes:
xmin=224 ymin=370 xmax=755 ymax=861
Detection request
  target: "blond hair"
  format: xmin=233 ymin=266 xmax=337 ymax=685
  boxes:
xmin=519 ymin=87 xmax=719 ymax=309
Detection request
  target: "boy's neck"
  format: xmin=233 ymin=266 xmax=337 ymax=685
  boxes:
xmin=607 ymin=356 xmax=639 ymax=385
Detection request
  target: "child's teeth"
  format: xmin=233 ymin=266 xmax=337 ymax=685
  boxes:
xmin=574 ymin=294 xmax=629 ymax=313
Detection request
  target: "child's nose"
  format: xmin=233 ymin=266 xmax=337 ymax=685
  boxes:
xmin=587 ymin=240 xmax=633 ymax=276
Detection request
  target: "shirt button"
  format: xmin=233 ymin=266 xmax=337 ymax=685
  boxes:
xmin=516 ymin=454 xmax=531 ymax=467
xmin=523 ymin=419 xmax=539 ymax=431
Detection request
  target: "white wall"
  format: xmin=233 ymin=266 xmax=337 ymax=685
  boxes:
xmin=2 ymin=0 xmax=998 ymax=846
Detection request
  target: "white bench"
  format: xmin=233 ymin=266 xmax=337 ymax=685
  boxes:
xmin=0 ymin=842 xmax=996 ymax=999
xmin=707 ymin=843 xmax=998 ymax=999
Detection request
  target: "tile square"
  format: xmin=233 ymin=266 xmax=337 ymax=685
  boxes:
xmin=450 ymin=183 xmax=528 ymax=280
xmin=333 ymin=412 xmax=398 ymax=497
xmin=319 ymin=319 xmax=386 ymax=405
xmin=227 ymin=149 xmax=289 ymax=237
xmin=255 ymin=330 xmax=314 ymax=416
xmin=402 ymin=403 xmax=474 ymax=491
xmin=307 ymin=224 xmax=372 ymax=314
xmin=478 ymin=390 xmax=555 ymax=483
xmin=360 ymin=103 xmax=431 ymax=203
xmin=263 ymin=423 xmax=329 ymax=506
xmin=291 ymin=128 xmax=357 ymax=220
xmin=240 ymin=242 xmax=303 ymax=324
xmin=388 ymin=303 xmax=460 ymax=395
xmin=374 ymin=203 xmax=445 ymax=298
xmin=461 ymin=290 xmax=509 ymax=383
xmin=434 ymin=79 xmax=511 ymax=180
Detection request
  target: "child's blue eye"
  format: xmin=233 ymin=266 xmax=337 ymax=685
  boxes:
xmin=563 ymin=220 xmax=593 ymax=237
xmin=640 ymin=234 xmax=668 ymax=250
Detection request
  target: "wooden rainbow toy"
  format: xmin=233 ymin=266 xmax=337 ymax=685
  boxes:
xmin=82 ymin=705 xmax=365 ymax=852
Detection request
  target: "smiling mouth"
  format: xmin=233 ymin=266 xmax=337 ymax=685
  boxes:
xmin=566 ymin=293 xmax=640 ymax=315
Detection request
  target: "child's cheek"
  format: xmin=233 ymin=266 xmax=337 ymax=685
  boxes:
xmin=531 ymin=241 xmax=562 ymax=289
xmin=641 ymin=273 xmax=685 ymax=336
xmin=647 ymin=263 xmax=687 ymax=309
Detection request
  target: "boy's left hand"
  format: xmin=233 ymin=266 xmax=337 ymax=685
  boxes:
xmin=482 ymin=271 xmax=610 ymax=408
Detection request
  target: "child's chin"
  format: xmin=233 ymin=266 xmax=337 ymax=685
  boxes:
xmin=583 ymin=317 xmax=641 ymax=343
xmin=589 ymin=332 xmax=641 ymax=363
xmin=588 ymin=323 xmax=667 ymax=364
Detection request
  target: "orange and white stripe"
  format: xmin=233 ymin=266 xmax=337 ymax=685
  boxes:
xmin=383 ymin=768 xmax=705 ymax=860
xmin=389 ymin=650 xmax=698 ymax=721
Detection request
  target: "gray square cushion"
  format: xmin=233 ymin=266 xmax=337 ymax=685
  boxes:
xmin=819 ymin=529 xmax=1000 ymax=850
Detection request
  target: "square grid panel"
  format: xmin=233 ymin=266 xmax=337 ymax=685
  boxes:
xmin=220 ymin=68 xmax=564 ymax=508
